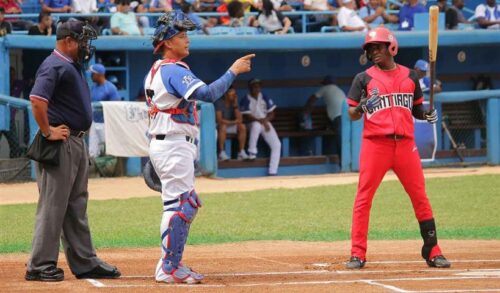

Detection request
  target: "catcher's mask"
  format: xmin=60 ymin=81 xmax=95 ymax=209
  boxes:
xmin=143 ymin=160 xmax=162 ymax=193
xmin=152 ymin=11 xmax=197 ymax=54
xmin=56 ymin=19 xmax=98 ymax=68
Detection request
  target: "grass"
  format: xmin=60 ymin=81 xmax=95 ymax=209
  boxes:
xmin=1 ymin=174 xmax=499 ymax=253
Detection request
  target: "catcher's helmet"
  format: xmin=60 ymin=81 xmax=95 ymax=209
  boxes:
xmin=363 ymin=27 xmax=398 ymax=57
xmin=152 ymin=11 xmax=197 ymax=53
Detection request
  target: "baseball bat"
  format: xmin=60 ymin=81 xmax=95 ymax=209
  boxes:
xmin=441 ymin=120 xmax=465 ymax=162
xmin=428 ymin=5 xmax=439 ymax=110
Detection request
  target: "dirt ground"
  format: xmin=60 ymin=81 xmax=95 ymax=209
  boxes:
xmin=2 ymin=167 xmax=500 ymax=292
xmin=1 ymin=240 xmax=500 ymax=292
xmin=1 ymin=166 xmax=499 ymax=205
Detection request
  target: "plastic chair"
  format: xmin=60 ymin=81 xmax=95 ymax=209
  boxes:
xmin=207 ymin=26 xmax=235 ymax=35
xmin=101 ymin=28 xmax=113 ymax=36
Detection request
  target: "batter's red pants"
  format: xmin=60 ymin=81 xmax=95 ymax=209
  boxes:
xmin=350 ymin=136 xmax=442 ymax=260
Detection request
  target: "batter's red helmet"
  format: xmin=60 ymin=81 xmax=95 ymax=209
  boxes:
xmin=363 ymin=27 xmax=398 ymax=57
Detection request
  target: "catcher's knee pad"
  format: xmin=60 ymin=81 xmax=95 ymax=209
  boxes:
xmin=419 ymin=218 xmax=437 ymax=260
xmin=161 ymin=190 xmax=202 ymax=269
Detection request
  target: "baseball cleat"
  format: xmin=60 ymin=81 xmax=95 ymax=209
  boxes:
xmin=218 ymin=151 xmax=230 ymax=161
xmin=427 ymin=255 xmax=451 ymax=268
xmin=345 ymin=256 xmax=366 ymax=269
xmin=156 ymin=261 xmax=204 ymax=284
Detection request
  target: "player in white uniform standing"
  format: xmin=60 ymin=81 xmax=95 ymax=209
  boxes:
xmin=144 ymin=12 xmax=254 ymax=284
xmin=240 ymin=78 xmax=281 ymax=175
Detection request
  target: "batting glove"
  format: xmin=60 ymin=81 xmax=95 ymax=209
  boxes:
xmin=356 ymin=88 xmax=382 ymax=114
xmin=425 ymin=109 xmax=438 ymax=124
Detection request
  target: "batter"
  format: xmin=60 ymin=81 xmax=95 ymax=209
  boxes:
xmin=345 ymin=27 xmax=451 ymax=270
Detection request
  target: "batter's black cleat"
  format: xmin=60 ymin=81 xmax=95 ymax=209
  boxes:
xmin=76 ymin=263 xmax=121 ymax=279
xmin=345 ymin=256 xmax=366 ymax=269
xmin=25 ymin=266 xmax=64 ymax=282
xmin=426 ymin=255 xmax=451 ymax=268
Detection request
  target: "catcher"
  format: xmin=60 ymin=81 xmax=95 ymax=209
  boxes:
xmin=143 ymin=11 xmax=254 ymax=284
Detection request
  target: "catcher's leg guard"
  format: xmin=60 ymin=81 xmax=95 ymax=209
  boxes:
xmin=156 ymin=190 xmax=203 ymax=283
xmin=419 ymin=218 xmax=439 ymax=260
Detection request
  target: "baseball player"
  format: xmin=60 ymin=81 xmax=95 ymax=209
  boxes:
xmin=345 ymin=27 xmax=451 ymax=269
xmin=144 ymin=11 xmax=254 ymax=284
xmin=240 ymin=78 xmax=281 ymax=175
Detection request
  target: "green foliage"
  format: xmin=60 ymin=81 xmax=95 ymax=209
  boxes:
xmin=1 ymin=174 xmax=499 ymax=253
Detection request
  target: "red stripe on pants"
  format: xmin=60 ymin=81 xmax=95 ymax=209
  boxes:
xmin=350 ymin=136 xmax=442 ymax=260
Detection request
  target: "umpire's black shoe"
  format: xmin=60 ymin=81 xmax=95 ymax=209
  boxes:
xmin=25 ymin=266 xmax=64 ymax=282
xmin=345 ymin=256 xmax=366 ymax=269
xmin=76 ymin=263 xmax=121 ymax=279
xmin=427 ymin=255 xmax=451 ymax=268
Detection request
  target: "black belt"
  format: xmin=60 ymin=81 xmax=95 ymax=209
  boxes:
xmin=385 ymin=134 xmax=405 ymax=140
xmin=155 ymin=135 xmax=198 ymax=145
xmin=70 ymin=130 xmax=87 ymax=138
xmin=163 ymin=199 xmax=179 ymax=206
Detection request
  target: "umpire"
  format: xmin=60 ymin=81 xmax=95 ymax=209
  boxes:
xmin=26 ymin=20 xmax=121 ymax=282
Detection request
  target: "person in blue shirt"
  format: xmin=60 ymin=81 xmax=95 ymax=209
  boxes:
xmin=42 ymin=0 xmax=73 ymax=13
xmin=398 ymin=0 xmax=426 ymax=31
xmin=88 ymin=63 xmax=121 ymax=158
xmin=414 ymin=59 xmax=442 ymax=93
xmin=26 ymin=19 xmax=120 ymax=283
xmin=359 ymin=0 xmax=398 ymax=27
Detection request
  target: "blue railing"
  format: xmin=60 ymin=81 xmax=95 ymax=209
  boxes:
xmin=4 ymin=10 xmax=402 ymax=34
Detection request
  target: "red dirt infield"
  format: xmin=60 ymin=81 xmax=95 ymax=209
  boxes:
xmin=2 ymin=240 xmax=500 ymax=292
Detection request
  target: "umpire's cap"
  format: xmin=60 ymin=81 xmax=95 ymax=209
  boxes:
xmin=56 ymin=19 xmax=84 ymax=40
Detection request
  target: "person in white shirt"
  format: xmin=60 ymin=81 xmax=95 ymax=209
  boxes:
xmin=240 ymin=78 xmax=281 ymax=175
xmin=474 ymin=0 xmax=500 ymax=29
xmin=337 ymin=0 xmax=368 ymax=32
xmin=72 ymin=0 xmax=97 ymax=13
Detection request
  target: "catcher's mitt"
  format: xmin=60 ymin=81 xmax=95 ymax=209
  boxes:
xmin=143 ymin=160 xmax=162 ymax=192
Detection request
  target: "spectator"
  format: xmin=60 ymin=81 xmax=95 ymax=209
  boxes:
xmin=72 ymin=0 xmax=97 ymax=13
xmin=474 ymin=0 xmax=500 ymax=29
xmin=414 ymin=59 xmax=442 ymax=93
xmin=216 ymin=85 xmax=249 ymax=161
xmin=338 ymin=0 xmax=368 ymax=32
xmin=447 ymin=0 xmax=470 ymax=29
xmin=42 ymin=0 xmax=73 ymax=13
xmin=240 ymin=78 xmax=281 ymax=176
xmin=97 ymin=0 xmax=117 ymax=12
xmin=0 ymin=0 xmax=32 ymax=30
xmin=28 ymin=12 xmax=56 ymax=36
xmin=225 ymin=0 xmax=258 ymax=12
xmin=255 ymin=0 xmax=291 ymax=34
xmin=303 ymin=0 xmax=337 ymax=31
xmin=302 ymin=75 xmax=345 ymax=157
xmin=359 ymin=0 xmax=398 ymax=27
xmin=398 ymin=0 xmax=425 ymax=31
xmin=0 ymin=8 xmax=12 ymax=36
xmin=149 ymin=0 xmax=173 ymax=12
xmin=88 ymin=64 xmax=121 ymax=158
xmin=181 ymin=0 xmax=210 ymax=34
xmin=227 ymin=0 xmax=256 ymax=27
xmin=110 ymin=0 xmax=143 ymax=35
xmin=0 ymin=0 xmax=21 ymax=14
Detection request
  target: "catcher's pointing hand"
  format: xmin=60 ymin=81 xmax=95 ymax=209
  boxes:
xmin=229 ymin=54 xmax=256 ymax=75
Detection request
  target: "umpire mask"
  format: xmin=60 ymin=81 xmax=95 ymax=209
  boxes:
xmin=56 ymin=20 xmax=98 ymax=68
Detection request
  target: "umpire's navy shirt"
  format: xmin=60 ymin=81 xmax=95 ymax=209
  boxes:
xmin=30 ymin=49 xmax=92 ymax=131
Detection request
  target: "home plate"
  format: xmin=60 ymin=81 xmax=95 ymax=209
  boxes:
xmin=456 ymin=270 xmax=500 ymax=276
xmin=312 ymin=263 xmax=331 ymax=268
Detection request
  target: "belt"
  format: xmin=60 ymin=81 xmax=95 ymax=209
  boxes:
xmin=154 ymin=134 xmax=198 ymax=145
xmin=163 ymin=198 xmax=179 ymax=206
xmin=385 ymin=134 xmax=405 ymax=140
xmin=70 ymin=130 xmax=87 ymax=138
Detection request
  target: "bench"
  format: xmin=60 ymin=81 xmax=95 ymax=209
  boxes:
xmin=223 ymin=107 xmax=337 ymax=158
xmin=441 ymin=101 xmax=486 ymax=150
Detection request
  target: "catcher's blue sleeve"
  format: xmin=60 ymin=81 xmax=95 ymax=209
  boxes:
xmin=189 ymin=70 xmax=236 ymax=103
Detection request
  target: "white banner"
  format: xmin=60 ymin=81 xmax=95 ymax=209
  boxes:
xmin=102 ymin=101 xmax=149 ymax=157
